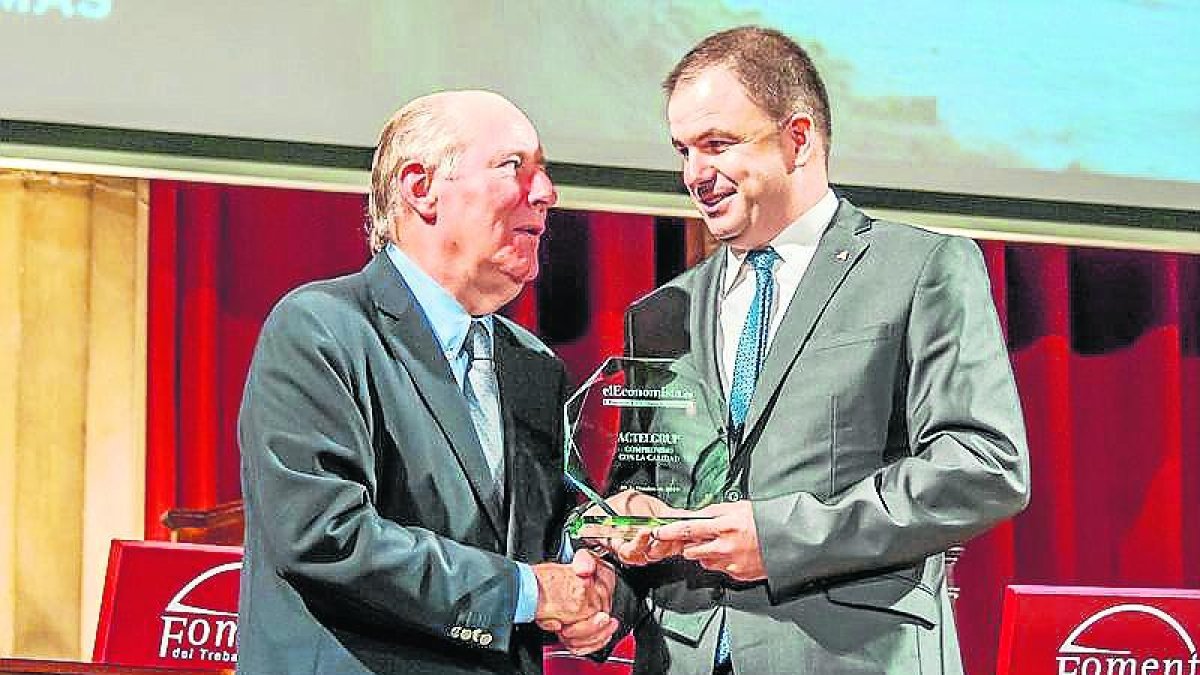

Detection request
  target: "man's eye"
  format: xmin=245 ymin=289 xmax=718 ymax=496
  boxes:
xmin=673 ymin=145 xmax=690 ymax=158
xmin=500 ymin=157 xmax=523 ymax=170
xmin=704 ymin=139 xmax=733 ymax=153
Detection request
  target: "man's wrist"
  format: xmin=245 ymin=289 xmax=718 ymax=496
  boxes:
xmin=514 ymin=561 xmax=538 ymax=624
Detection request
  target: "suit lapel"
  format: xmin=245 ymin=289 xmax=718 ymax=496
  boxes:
xmin=494 ymin=324 xmax=559 ymax=558
xmin=689 ymin=252 xmax=731 ymax=428
xmin=365 ymin=255 xmax=504 ymax=539
xmin=742 ymin=200 xmax=872 ymax=437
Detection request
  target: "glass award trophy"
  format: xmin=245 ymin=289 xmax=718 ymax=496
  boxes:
xmin=564 ymin=357 xmax=729 ymax=541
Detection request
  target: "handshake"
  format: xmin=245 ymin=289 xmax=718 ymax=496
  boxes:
xmin=531 ymin=549 xmax=619 ymax=656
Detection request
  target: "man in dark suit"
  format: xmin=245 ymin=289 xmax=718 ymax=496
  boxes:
xmin=237 ymin=90 xmax=619 ymax=674
xmin=600 ymin=27 xmax=1031 ymax=674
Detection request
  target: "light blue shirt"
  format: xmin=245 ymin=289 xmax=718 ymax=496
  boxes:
xmin=385 ymin=244 xmax=539 ymax=625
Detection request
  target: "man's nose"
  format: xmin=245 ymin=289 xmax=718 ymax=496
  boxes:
xmin=528 ymin=166 xmax=557 ymax=208
xmin=682 ymin=151 xmax=715 ymax=190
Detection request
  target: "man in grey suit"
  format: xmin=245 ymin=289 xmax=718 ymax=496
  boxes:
xmin=598 ymin=27 xmax=1031 ymax=674
xmin=237 ymin=91 xmax=619 ymax=674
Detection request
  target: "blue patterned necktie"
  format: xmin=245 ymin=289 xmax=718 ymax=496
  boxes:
xmin=715 ymin=246 xmax=779 ymax=673
xmin=727 ymin=247 xmax=781 ymax=437
xmin=691 ymin=247 xmax=781 ymax=508
xmin=463 ymin=320 xmax=504 ymax=490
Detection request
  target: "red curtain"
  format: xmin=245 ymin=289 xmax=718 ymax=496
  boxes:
xmin=146 ymin=181 xmax=1200 ymax=675
xmin=960 ymin=241 xmax=1200 ymax=675
xmin=146 ymin=182 xmax=371 ymax=537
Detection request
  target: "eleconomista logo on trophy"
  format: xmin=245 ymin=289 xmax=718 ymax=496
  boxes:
xmin=1055 ymin=603 xmax=1199 ymax=675
xmin=157 ymin=561 xmax=242 ymax=665
xmin=563 ymin=357 xmax=731 ymax=541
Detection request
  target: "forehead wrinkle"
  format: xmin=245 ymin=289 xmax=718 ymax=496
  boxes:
xmin=494 ymin=118 xmax=543 ymax=154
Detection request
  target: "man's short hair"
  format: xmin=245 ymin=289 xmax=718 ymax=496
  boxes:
xmin=664 ymin=26 xmax=832 ymax=153
xmin=367 ymin=95 xmax=464 ymax=254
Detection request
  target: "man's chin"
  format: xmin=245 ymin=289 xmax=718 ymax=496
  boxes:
xmin=493 ymin=247 xmax=539 ymax=280
xmin=702 ymin=214 xmax=746 ymax=244
xmin=488 ymin=264 xmax=538 ymax=303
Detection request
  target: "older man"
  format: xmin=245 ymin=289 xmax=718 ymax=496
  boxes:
xmin=237 ymin=91 xmax=617 ymax=674
xmin=602 ymin=27 xmax=1031 ymax=674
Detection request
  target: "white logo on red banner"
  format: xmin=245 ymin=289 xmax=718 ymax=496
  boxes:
xmin=1056 ymin=603 xmax=1199 ymax=675
xmin=157 ymin=561 xmax=242 ymax=664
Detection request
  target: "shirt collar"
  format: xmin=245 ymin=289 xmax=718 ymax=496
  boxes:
xmin=384 ymin=243 xmax=492 ymax=358
xmin=722 ymin=189 xmax=839 ymax=294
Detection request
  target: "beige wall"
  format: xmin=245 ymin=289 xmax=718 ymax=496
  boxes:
xmin=0 ymin=170 xmax=147 ymax=660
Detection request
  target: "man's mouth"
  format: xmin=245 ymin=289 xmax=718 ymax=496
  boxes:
xmin=692 ymin=180 xmax=735 ymax=214
xmin=514 ymin=223 xmax=545 ymax=238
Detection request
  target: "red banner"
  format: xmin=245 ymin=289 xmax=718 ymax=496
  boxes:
xmin=94 ymin=540 xmax=242 ymax=670
xmin=998 ymin=585 xmax=1200 ymax=675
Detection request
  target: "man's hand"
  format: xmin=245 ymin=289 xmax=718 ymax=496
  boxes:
xmin=554 ymin=597 xmax=620 ymax=656
xmin=651 ymin=500 xmax=766 ymax=581
xmin=533 ymin=550 xmax=615 ymax=635
xmin=583 ymin=489 xmax=689 ymax=566
xmin=555 ymin=551 xmax=620 ymax=655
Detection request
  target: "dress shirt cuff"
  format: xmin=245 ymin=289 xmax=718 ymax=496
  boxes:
xmin=514 ymin=561 xmax=538 ymax=624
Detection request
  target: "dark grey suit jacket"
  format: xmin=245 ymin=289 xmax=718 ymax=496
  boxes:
xmin=620 ymin=200 xmax=1030 ymax=675
xmin=237 ymin=254 xmax=571 ymax=674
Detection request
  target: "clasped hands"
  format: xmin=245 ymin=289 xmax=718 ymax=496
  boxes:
xmin=532 ymin=549 xmax=619 ymax=655
xmin=588 ymin=489 xmax=767 ymax=582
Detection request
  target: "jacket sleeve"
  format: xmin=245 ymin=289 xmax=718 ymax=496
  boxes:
xmin=753 ymin=236 xmax=1031 ymax=600
xmin=239 ymin=290 xmax=520 ymax=653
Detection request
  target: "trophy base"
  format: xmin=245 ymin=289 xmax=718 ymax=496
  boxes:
xmin=567 ymin=514 xmax=710 ymax=541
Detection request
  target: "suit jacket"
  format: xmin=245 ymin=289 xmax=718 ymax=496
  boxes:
xmin=237 ymin=254 xmax=571 ymax=674
xmin=619 ymin=200 xmax=1030 ymax=675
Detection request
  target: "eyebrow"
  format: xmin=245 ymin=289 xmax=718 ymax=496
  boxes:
xmin=672 ymin=128 xmax=737 ymax=146
xmin=494 ymin=146 xmax=546 ymax=165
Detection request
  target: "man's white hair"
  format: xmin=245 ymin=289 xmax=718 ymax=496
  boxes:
xmin=366 ymin=93 xmax=466 ymax=254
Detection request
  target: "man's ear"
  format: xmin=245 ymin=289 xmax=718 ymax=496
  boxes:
xmin=397 ymin=161 xmax=437 ymax=221
xmin=783 ymin=113 xmax=816 ymax=168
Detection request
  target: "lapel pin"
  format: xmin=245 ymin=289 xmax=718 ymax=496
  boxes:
xmin=835 ymin=250 xmax=849 ymax=262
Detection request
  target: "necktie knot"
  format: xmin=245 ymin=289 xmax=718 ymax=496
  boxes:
xmin=464 ymin=320 xmax=493 ymax=366
xmin=745 ymin=246 xmax=780 ymax=276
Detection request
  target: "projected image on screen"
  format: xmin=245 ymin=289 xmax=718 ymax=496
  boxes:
xmin=0 ymin=1 xmax=111 ymax=20
xmin=1 ymin=0 xmax=1196 ymax=209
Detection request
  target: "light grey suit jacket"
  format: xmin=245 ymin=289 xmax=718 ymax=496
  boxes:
xmin=619 ymin=200 xmax=1030 ymax=675
xmin=237 ymin=254 xmax=571 ymax=674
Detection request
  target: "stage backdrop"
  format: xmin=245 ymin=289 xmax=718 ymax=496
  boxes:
xmin=146 ymin=181 xmax=1200 ymax=675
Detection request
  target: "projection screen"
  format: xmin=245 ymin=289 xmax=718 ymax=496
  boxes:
xmin=2 ymin=0 xmax=1198 ymax=215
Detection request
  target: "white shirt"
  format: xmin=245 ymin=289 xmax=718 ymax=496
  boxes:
xmin=717 ymin=189 xmax=840 ymax=395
